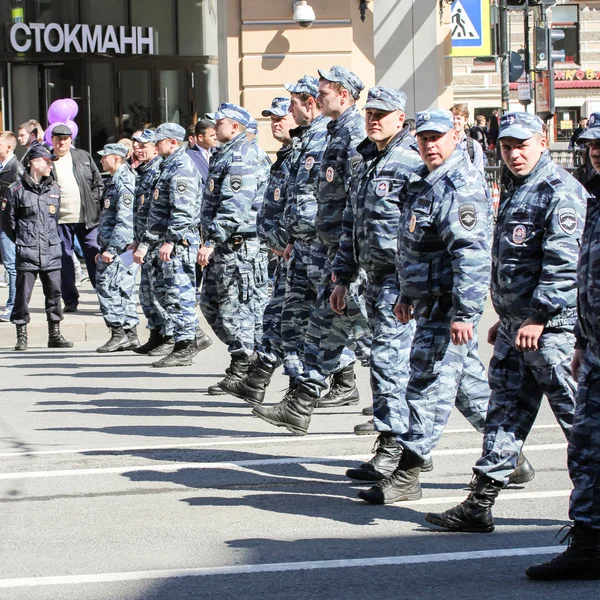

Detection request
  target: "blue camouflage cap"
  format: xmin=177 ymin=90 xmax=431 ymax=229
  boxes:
xmin=498 ymin=112 xmax=544 ymax=141
xmin=214 ymin=102 xmax=252 ymax=127
xmin=577 ymin=113 xmax=599 ymax=142
xmin=97 ymin=143 xmax=129 ymax=158
xmin=318 ymin=65 xmax=365 ymax=99
xmin=261 ymin=97 xmax=291 ymax=117
xmin=284 ymin=75 xmax=319 ymax=98
xmin=154 ymin=123 xmax=186 ymax=142
xmin=132 ymin=128 xmax=156 ymax=144
xmin=415 ymin=109 xmax=455 ymax=135
xmin=363 ymin=87 xmax=407 ymax=112
xmin=247 ymin=118 xmax=258 ymax=135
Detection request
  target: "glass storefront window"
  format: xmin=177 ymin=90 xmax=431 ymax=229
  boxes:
xmin=160 ymin=70 xmax=188 ymax=126
xmin=121 ymin=69 xmax=152 ymax=136
xmin=88 ymin=63 xmax=114 ymax=155
xmin=81 ymin=0 xmax=126 ymax=26
xmin=131 ymin=0 xmax=175 ymax=56
xmin=178 ymin=0 xmax=218 ymax=57
xmin=25 ymin=0 xmax=79 ymax=24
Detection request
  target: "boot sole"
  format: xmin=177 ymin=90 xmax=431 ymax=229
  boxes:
xmin=97 ymin=344 xmax=130 ymax=353
xmin=424 ymin=513 xmax=495 ymax=533
xmin=357 ymin=489 xmax=423 ymax=504
xmin=219 ymin=385 xmax=263 ymax=406
xmin=252 ymin=410 xmax=307 ymax=436
xmin=151 ymin=361 xmax=193 ymax=368
xmin=346 ymin=470 xmax=386 ymax=482
xmin=191 ymin=337 xmax=213 ymax=357
xmin=315 ymin=398 xmax=360 ymax=409
xmin=48 ymin=343 xmax=74 ymax=348
xmin=354 ymin=429 xmax=378 ymax=436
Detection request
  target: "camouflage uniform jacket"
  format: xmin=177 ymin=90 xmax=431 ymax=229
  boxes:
xmin=333 ymin=126 xmax=423 ymax=286
xmin=575 ymin=173 xmax=600 ymax=350
xmin=201 ymin=133 xmax=262 ymax=245
xmin=316 ymin=105 xmax=365 ymax=256
xmin=397 ymin=146 xmax=492 ymax=323
xmin=144 ymin=145 xmax=201 ymax=247
xmin=284 ymin=115 xmax=330 ymax=243
xmin=493 ymin=150 xmax=588 ymax=330
xmin=257 ymin=143 xmax=294 ymax=252
xmin=133 ymin=155 xmax=162 ymax=242
xmin=97 ymin=162 xmax=136 ymax=254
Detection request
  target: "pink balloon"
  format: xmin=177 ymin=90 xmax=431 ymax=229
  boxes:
xmin=47 ymin=99 xmax=75 ymax=124
xmin=65 ymin=119 xmax=78 ymax=139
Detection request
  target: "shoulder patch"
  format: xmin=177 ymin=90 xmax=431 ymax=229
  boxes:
xmin=176 ymin=181 xmax=187 ymax=196
xmin=557 ymin=206 xmax=578 ymax=235
xmin=230 ymin=176 xmax=242 ymax=193
xmin=123 ymin=194 xmax=133 ymax=207
xmin=458 ymin=203 xmax=477 ymax=231
xmin=1 ymin=199 xmax=6 ymax=211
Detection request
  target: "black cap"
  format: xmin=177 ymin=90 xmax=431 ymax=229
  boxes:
xmin=51 ymin=124 xmax=73 ymax=137
xmin=28 ymin=144 xmax=58 ymax=161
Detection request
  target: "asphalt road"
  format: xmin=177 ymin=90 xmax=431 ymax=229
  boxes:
xmin=0 ymin=307 xmax=593 ymax=600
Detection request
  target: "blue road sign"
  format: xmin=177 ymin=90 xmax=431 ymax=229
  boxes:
xmin=451 ymin=0 xmax=491 ymax=57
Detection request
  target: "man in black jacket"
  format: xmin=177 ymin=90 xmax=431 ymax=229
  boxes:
xmin=1 ymin=145 xmax=73 ymax=351
xmin=51 ymin=123 xmax=104 ymax=312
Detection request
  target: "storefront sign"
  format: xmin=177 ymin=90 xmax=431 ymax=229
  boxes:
xmin=555 ymin=69 xmax=600 ymax=82
xmin=8 ymin=23 xmax=155 ymax=55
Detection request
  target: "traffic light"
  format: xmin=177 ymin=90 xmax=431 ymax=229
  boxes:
xmin=549 ymin=28 xmax=566 ymax=63
xmin=535 ymin=26 xmax=565 ymax=70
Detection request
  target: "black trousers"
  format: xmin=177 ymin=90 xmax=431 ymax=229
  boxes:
xmin=11 ymin=269 xmax=63 ymax=326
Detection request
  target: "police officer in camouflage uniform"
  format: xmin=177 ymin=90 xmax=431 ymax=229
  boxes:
xmin=220 ymin=97 xmax=297 ymax=402
xmin=357 ymin=109 xmax=492 ymax=504
xmin=426 ymin=112 xmax=587 ymax=532
xmin=331 ymin=87 xmax=423 ymax=481
xmin=137 ymin=123 xmax=209 ymax=368
xmin=199 ymin=104 xmax=271 ymax=394
xmin=253 ymin=66 xmax=371 ymax=435
xmin=527 ymin=113 xmax=600 ymax=580
xmin=129 ymin=129 xmax=168 ymax=355
xmin=95 ymin=143 xmax=139 ymax=353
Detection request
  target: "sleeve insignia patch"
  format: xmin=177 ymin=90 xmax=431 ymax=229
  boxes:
xmin=458 ymin=203 xmax=477 ymax=231
xmin=230 ymin=176 xmax=242 ymax=193
xmin=176 ymin=182 xmax=187 ymax=195
xmin=123 ymin=194 xmax=133 ymax=207
xmin=558 ymin=207 xmax=577 ymax=235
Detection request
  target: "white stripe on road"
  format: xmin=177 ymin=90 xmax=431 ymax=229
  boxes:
xmin=0 ymin=424 xmax=562 ymax=458
xmin=0 ymin=546 xmax=563 ymax=589
xmin=394 ymin=489 xmax=571 ymax=507
xmin=0 ymin=442 xmax=567 ymax=481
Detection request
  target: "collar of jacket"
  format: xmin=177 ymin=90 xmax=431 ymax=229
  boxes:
xmin=290 ymin=124 xmax=307 ymax=139
xmin=503 ymin=149 xmax=552 ymax=193
xmin=422 ymin=145 xmax=465 ymax=187
xmin=138 ymin=154 xmax=162 ymax=174
xmin=160 ymin=143 xmax=187 ymax=169
xmin=356 ymin=124 xmax=412 ymax=162
xmin=108 ymin=161 xmax=132 ymax=185
xmin=327 ymin=104 xmax=359 ymax=135
xmin=22 ymin=171 xmax=55 ymax=193
xmin=219 ymin=132 xmax=247 ymax=155
xmin=276 ymin=143 xmax=294 ymax=162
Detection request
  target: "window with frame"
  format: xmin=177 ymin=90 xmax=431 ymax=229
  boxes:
xmin=551 ymin=4 xmax=579 ymax=65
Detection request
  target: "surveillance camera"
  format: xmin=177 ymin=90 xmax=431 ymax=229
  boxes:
xmin=293 ymin=1 xmax=316 ymax=28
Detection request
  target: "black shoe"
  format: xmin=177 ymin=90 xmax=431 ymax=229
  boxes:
xmin=147 ymin=336 xmax=175 ymax=357
xmin=354 ymin=419 xmax=377 ymax=435
xmin=63 ymin=303 xmax=78 ymax=313
xmin=133 ymin=329 xmax=163 ymax=355
xmin=357 ymin=450 xmax=424 ymax=504
xmin=208 ymin=355 xmax=253 ymax=395
xmin=507 ymin=453 xmax=535 ymax=485
xmin=14 ymin=324 xmax=27 ymax=351
xmin=252 ymin=385 xmax=317 ymax=436
xmin=47 ymin=322 xmax=74 ymax=348
xmin=316 ymin=365 xmax=360 ymax=408
xmin=219 ymin=358 xmax=276 ymax=405
xmin=97 ymin=326 xmax=130 ymax=353
xmin=362 ymin=406 xmax=373 ymax=416
xmin=346 ymin=433 xmax=403 ymax=481
xmin=425 ymin=475 xmax=503 ymax=533
xmin=526 ymin=523 xmax=600 ymax=580
xmin=191 ymin=327 xmax=213 ymax=357
xmin=152 ymin=339 xmax=195 ymax=367
xmin=124 ymin=327 xmax=140 ymax=350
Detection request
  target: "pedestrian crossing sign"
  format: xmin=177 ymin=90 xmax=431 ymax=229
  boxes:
xmin=450 ymin=0 xmax=491 ymax=57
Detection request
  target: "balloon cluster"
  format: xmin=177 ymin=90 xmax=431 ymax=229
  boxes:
xmin=44 ymin=98 xmax=79 ymax=146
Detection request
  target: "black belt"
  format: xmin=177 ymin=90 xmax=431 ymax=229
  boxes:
xmin=228 ymin=233 xmax=257 ymax=245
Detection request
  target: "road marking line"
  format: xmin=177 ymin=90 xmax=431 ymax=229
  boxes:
xmin=0 ymin=546 xmax=563 ymax=589
xmin=394 ymin=489 xmax=571 ymax=506
xmin=0 ymin=443 xmax=567 ymax=480
xmin=0 ymin=424 xmax=562 ymax=458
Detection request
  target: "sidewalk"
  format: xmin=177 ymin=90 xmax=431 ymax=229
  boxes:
xmin=0 ymin=279 xmax=149 ymax=349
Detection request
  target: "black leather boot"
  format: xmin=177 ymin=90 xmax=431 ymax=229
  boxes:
xmin=48 ymin=322 xmax=73 ymax=348
xmin=124 ymin=327 xmax=140 ymax=350
xmin=147 ymin=336 xmax=175 ymax=357
xmin=191 ymin=326 xmax=213 ymax=357
xmin=316 ymin=365 xmax=360 ymax=408
xmin=467 ymin=453 xmax=535 ymax=491
xmin=133 ymin=329 xmax=163 ymax=355
xmin=252 ymin=384 xmax=317 ymax=436
xmin=357 ymin=449 xmax=424 ymax=504
xmin=97 ymin=326 xmax=129 ymax=353
xmin=526 ymin=523 xmax=600 ymax=580
xmin=354 ymin=419 xmax=377 ymax=435
xmin=14 ymin=324 xmax=28 ymax=351
xmin=219 ymin=358 xmax=276 ymax=405
xmin=152 ymin=339 xmax=195 ymax=367
xmin=362 ymin=406 xmax=374 ymax=416
xmin=425 ymin=474 xmax=503 ymax=533
xmin=346 ymin=434 xmax=403 ymax=481
xmin=207 ymin=355 xmax=253 ymax=395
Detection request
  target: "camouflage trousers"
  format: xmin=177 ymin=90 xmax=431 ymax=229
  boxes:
xmin=200 ymin=239 xmax=268 ymax=358
xmin=147 ymin=244 xmax=198 ymax=343
xmin=296 ymin=267 xmax=371 ymax=397
xmin=253 ymin=249 xmax=270 ymax=348
xmin=396 ymin=296 xmax=489 ymax=461
xmin=568 ymin=347 xmax=600 ymax=528
xmin=256 ymin=256 xmax=287 ymax=368
xmin=366 ymin=274 xmax=414 ymax=434
xmin=95 ymin=255 xmax=139 ymax=329
xmin=474 ymin=323 xmax=576 ymax=483
xmin=139 ymin=252 xmax=169 ymax=333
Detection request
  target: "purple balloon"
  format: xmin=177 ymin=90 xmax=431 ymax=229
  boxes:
xmin=65 ymin=99 xmax=79 ymax=119
xmin=65 ymin=119 xmax=78 ymax=140
xmin=47 ymin=99 xmax=75 ymax=125
xmin=43 ymin=128 xmax=54 ymax=147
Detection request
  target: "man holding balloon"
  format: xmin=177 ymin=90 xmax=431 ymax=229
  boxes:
xmin=47 ymin=99 xmax=104 ymax=312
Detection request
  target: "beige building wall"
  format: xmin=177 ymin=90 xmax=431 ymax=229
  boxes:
xmin=224 ymin=0 xmax=375 ymax=153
